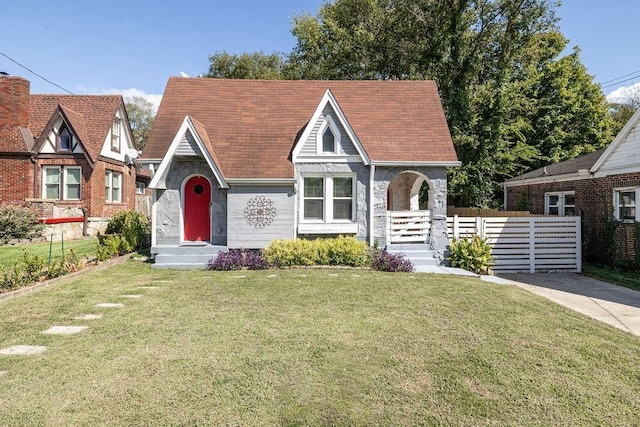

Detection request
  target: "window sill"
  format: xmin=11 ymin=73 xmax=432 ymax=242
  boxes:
xmin=298 ymin=223 xmax=358 ymax=234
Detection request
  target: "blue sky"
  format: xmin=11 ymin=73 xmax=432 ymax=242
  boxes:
xmin=2 ymin=1 xmax=639 ymax=108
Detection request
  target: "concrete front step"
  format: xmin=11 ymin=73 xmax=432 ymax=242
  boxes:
xmin=151 ymin=245 xmax=226 ymax=269
xmin=385 ymin=244 xmax=438 ymax=266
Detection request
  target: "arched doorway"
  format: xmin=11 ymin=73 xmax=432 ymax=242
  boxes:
xmin=386 ymin=171 xmax=431 ymax=244
xmin=183 ymin=175 xmax=211 ymax=242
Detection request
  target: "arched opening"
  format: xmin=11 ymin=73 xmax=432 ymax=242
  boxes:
xmin=386 ymin=171 xmax=432 ymax=244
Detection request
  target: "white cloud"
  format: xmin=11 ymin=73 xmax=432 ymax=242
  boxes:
xmin=76 ymin=86 xmax=162 ymax=113
xmin=606 ymin=82 xmax=640 ymax=104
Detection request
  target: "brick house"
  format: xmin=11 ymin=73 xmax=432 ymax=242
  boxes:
xmin=0 ymin=75 xmax=139 ymax=235
xmin=504 ymin=107 xmax=640 ymax=263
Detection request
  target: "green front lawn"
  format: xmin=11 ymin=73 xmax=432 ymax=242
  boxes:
xmin=1 ymin=262 xmax=639 ymax=425
xmin=583 ymin=263 xmax=640 ymax=291
xmin=0 ymin=238 xmax=98 ymax=267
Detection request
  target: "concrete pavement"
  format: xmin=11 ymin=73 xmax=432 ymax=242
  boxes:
xmin=485 ymin=273 xmax=640 ymax=337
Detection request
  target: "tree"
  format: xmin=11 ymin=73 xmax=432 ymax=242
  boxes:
xmin=206 ymin=51 xmax=286 ymax=79
xmin=288 ymin=0 xmax=615 ymax=207
xmin=125 ymin=96 xmax=156 ymax=151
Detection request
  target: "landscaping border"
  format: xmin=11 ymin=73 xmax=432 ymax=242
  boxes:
xmin=0 ymin=254 xmax=134 ymax=302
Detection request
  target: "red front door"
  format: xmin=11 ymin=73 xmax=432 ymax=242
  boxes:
xmin=184 ymin=176 xmax=211 ymax=241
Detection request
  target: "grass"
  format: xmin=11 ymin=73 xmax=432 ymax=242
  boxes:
xmin=582 ymin=263 xmax=640 ymax=291
xmin=0 ymin=238 xmax=98 ymax=267
xmin=1 ymin=262 xmax=640 ymax=425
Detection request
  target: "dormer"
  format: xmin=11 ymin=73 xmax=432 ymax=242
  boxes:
xmin=292 ymin=89 xmax=370 ymax=165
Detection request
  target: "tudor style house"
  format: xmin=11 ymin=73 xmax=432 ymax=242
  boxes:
xmin=0 ymin=75 xmax=138 ymax=235
xmin=140 ymin=78 xmax=459 ymax=268
xmin=504 ymin=107 xmax=640 ymax=262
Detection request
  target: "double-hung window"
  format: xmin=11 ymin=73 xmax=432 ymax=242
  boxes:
xmin=614 ymin=188 xmax=638 ymax=221
xmin=301 ymin=175 xmax=355 ymax=225
xmin=42 ymin=166 xmax=81 ymax=200
xmin=105 ymin=170 xmax=122 ymax=203
xmin=544 ymin=191 xmax=575 ymax=216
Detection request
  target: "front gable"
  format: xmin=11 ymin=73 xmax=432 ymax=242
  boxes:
xmin=149 ymin=115 xmax=227 ymax=190
xmin=292 ymin=89 xmax=370 ymax=165
xmin=99 ymin=106 xmax=137 ymax=164
xmin=592 ymin=107 xmax=640 ymax=177
xmin=35 ymin=111 xmax=91 ymax=165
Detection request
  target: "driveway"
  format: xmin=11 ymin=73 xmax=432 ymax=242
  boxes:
xmin=485 ymin=273 xmax=640 ymax=337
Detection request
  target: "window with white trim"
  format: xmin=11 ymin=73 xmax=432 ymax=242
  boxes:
xmin=42 ymin=166 xmax=81 ymax=200
xmin=544 ymin=191 xmax=575 ymax=216
xmin=301 ymin=175 xmax=355 ymax=223
xmin=316 ymin=115 xmax=341 ymax=154
xmin=105 ymin=170 xmax=122 ymax=203
xmin=111 ymin=118 xmax=121 ymax=152
xmin=614 ymin=188 xmax=638 ymax=221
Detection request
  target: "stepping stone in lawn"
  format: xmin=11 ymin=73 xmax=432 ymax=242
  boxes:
xmin=267 ymin=274 xmax=277 ymax=278
xmin=328 ymin=273 xmax=339 ymax=277
xmin=42 ymin=326 xmax=88 ymax=335
xmin=96 ymin=303 xmax=124 ymax=308
xmin=234 ymin=275 xmax=247 ymax=279
xmin=299 ymin=274 xmax=307 ymax=277
xmin=137 ymin=286 xmax=159 ymax=290
xmin=0 ymin=371 xmax=6 ymax=377
xmin=0 ymin=345 xmax=47 ymax=355
xmin=121 ymin=294 xmax=143 ymax=299
xmin=157 ymin=280 xmax=173 ymax=283
xmin=74 ymin=314 xmax=102 ymax=320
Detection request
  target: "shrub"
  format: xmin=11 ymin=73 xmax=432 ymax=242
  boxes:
xmin=371 ymin=251 xmax=415 ymax=272
xmin=0 ymin=264 xmax=24 ymax=290
xmin=0 ymin=205 xmax=44 ymax=244
xmin=263 ymin=236 xmax=370 ymax=268
xmin=22 ymin=250 xmax=45 ymax=283
xmin=448 ymin=235 xmax=493 ymax=274
xmin=105 ymin=210 xmax=150 ymax=250
xmin=46 ymin=249 xmax=84 ymax=279
xmin=207 ymin=249 xmax=269 ymax=271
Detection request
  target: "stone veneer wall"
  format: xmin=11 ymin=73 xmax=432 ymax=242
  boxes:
xmin=374 ymin=167 xmax=448 ymax=262
xmin=154 ymin=160 xmax=227 ymax=246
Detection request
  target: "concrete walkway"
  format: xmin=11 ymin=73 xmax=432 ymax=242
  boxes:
xmin=486 ymin=273 xmax=640 ymax=337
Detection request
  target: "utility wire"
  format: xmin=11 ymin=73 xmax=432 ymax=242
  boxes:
xmin=602 ymin=74 xmax=640 ymax=89
xmin=0 ymin=51 xmax=75 ymax=95
xmin=600 ymin=69 xmax=640 ymax=85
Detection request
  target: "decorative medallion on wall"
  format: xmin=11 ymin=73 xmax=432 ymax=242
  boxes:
xmin=243 ymin=196 xmax=277 ymax=229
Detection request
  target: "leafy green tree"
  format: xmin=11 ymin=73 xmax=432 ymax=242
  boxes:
xmin=125 ymin=96 xmax=156 ymax=151
xmin=206 ymin=51 xmax=286 ymax=79
xmin=288 ymin=0 xmax=615 ymax=207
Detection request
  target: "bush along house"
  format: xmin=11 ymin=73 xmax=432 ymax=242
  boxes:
xmin=504 ymin=107 xmax=640 ymax=265
xmin=0 ymin=75 xmax=140 ymax=238
xmin=140 ymin=78 xmax=460 ymax=268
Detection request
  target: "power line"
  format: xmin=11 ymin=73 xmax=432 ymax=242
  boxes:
xmin=602 ymin=74 xmax=640 ymax=90
xmin=0 ymin=51 xmax=74 ymax=95
xmin=600 ymin=69 xmax=640 ymax=86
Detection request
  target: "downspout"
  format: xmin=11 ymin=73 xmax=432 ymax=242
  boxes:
xmin=503 ymin=183 xmax=507 ymax=209
xmin=369 ymin=163 xmax=375 ymax=246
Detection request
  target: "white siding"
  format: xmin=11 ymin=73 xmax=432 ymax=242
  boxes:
xmin=598 ymin=122 xmax=640 ymax=173
xmin=298 ymin=105 xmax=359 ymax=157
xmin=175 ymin=130 xmax=203 ymax=157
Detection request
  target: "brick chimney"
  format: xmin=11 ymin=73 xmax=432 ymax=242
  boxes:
xmin=0 ymin=75 xmax=30 ymax=130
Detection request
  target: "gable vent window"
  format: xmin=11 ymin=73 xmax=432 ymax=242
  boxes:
xmin=111 ymin=118 xmax=121 ymax=152
xmin=322 ymin=127 xmax=335 ymax=153
xmin=316 ymin=115 xmax=341 ymax=155
xmin=58 ymin=126 xmax=72 ymax=151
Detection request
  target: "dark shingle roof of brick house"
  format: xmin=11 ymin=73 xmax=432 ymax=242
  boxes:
xmin=505 ymin=148 xmax=606 ymax=183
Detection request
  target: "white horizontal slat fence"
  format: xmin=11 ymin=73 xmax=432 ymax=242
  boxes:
xmin=386 ymin=210 xmax=430 ymax=244
xmin=447 ymin=216 xmax=581 ymax=273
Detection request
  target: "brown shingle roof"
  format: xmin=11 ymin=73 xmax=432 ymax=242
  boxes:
xmin=29 ymin=95 xmax=123 ymax=162
xmin=505 ymin=148 xmax=606 ymax=183
xmin=144 ymin=78 xmax=457 ymax=179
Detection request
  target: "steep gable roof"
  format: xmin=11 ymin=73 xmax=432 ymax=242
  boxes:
xmin=144 ymin=78 xmax=458 ymax=179
xmin=29 ymin=94 xmax=123 ymax=162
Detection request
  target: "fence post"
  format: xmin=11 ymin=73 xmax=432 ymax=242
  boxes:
xmin=576 ymin=217 xmax=582 ymax=273
xmin=476 ymin=217 xmax=483 ymax=237
xmin=453 ymin=215 xmax=459 ymax=239
xmin=529 ymin=219 xmax=535 ymax=273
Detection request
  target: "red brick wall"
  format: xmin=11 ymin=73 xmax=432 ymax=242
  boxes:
xmin=0 ymin=155 xmax=34 ymax=205
xmin=506 ymin=172 xmax=640 ymax=262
